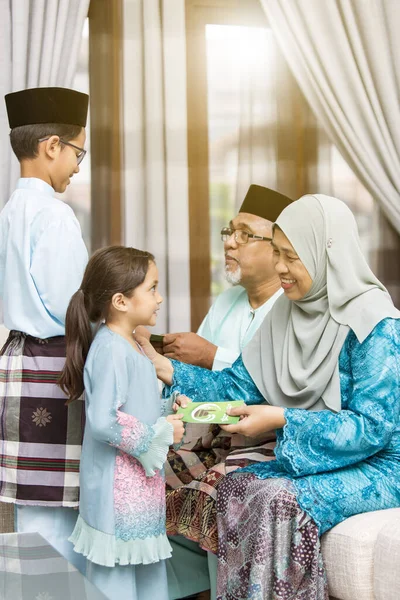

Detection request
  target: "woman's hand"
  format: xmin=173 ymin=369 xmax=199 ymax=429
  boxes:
xmin=134 ymin=331 xmax=174 ymax=384
xmin=220 ymin=404 xmax=286 ymax=437
xmin=166 ymin=413 xmax=185 ymax=444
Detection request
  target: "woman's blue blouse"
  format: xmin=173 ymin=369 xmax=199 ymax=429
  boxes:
xmin=165 ymin=318 xmax=400 ymax=534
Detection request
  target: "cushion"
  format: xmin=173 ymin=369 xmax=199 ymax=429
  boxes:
xmin=374 ymin=514 xmax=400 ymax=600
xmin=321 ymin=508 xmax=400 ymax=600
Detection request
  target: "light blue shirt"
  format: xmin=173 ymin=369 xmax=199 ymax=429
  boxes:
xmin=197 ymin=285 xmax=283 ymax=371
xmin=0 ymin=178 xmax=88 ymax=338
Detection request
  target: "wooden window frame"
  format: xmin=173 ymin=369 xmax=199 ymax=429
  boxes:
xmin=185 ymin=0 xmax=268 ymax=331
xmin=88 ymin=0 xmax=123 ymax=250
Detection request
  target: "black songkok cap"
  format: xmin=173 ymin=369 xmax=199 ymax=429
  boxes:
xmin=239 ymin=185 xmax=293 ymax=222
xmin=5 ymin=87 xmax=89 ymax=129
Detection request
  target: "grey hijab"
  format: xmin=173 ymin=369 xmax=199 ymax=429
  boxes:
xmin=243 ymin=194 xmax=400 ymax=412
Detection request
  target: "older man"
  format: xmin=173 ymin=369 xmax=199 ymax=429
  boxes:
xmin=163 ymin=184 xmax=292 ymax=370
xmin=165 ymin=185 xmax=292 ymax=600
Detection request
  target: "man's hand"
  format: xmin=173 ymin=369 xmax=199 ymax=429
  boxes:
xmin=220 ymin=404 xmax=286 ymax=437
xmin=163 ymin=332 xmax=217 ymax=369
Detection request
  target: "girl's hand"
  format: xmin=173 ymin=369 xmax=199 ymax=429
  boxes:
xmin=172 ymin=394 xmax=190 ymax=412
xmin=220 ymin=405 xmax=286 ymax=437
xmin=134 ymin=332 xmax=173 ymax=384
xmin=135 ymin=325 xmax=151 ymax=341
xmin=134 ymin=332 xmax=157 ymax=361
xmin=166 ymin=413 xmax=185 ymax=444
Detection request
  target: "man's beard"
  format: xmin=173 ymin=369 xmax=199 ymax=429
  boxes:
xmin=225 ymin=264 xmax=242 ymax=285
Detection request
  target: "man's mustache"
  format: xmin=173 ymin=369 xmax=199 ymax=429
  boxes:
xmin=225 ymin=254 xmax=240 ymax=264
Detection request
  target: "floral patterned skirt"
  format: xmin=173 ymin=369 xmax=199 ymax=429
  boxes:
xmin=216 ymin=473 xmax=329 ymax=600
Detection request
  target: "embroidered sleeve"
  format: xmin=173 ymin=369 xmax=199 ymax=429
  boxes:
xmin=274 ymin=318 xmax=400 ymax=476
xmin=87 ymin=343 xmax=173 ymax=473
xmin=162 ymin=355 xmax=265 ymax=405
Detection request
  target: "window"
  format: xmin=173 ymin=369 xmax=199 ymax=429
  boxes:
xmin=186 ymin=0 xmax=374 ymax=327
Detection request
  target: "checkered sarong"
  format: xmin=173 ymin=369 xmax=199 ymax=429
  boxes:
xmin=0 ymin=331 xmax=84 ymax=507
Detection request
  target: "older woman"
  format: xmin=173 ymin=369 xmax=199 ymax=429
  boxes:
xmin=138 ymin=195 xmax=400 ymax=599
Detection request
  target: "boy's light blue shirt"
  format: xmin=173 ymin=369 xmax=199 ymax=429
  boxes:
xmin=0 ymin=177 xmax=88 ymax=338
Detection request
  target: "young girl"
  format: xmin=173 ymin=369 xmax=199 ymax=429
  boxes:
xmin=59 ymin=246 xmax=185 ymax=600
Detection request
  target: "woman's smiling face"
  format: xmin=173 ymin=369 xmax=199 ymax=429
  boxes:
xmin=272 ymin=227 xmax=313 ymax=301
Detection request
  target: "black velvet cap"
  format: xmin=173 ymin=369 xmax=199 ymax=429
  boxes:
xmin=5 ymin=87 xmax=89 ymax=129
xmin=239 ymin=185 xmax=293 ymax=222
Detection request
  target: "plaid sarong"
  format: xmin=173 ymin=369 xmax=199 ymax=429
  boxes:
xmin=165 ymin=424 xmax=276 ymax=553
xmin=0 ymin=331 xmax=84 ymax=507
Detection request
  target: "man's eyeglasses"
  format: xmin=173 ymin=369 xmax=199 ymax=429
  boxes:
xmin=38 ymin=136 xmax=87 ymax=165
xmin=220 ymin=227 xmax=272 ymax=245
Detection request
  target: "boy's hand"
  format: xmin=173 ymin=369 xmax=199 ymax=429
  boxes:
xmin=166 ymin=413 xmax=185 ymax=444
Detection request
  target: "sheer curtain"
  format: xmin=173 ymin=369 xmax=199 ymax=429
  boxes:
xmin=206 ymin=21 xmax=379 ymax=300
xmin=260 ymin=0 xmax=400 ymax=231
xmin=260 ymin=0 xmax=400 ymax=304
xmin=122 ymin=0 xmax=190 ymax=333
xmin=0 ymin=0 xmax=90 ymax=208
xmin=233 ymin=27 xmax=320 ymax=208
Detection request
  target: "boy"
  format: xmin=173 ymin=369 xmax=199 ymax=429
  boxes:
xmin=0 ymin=87 xmax=89 ymax=571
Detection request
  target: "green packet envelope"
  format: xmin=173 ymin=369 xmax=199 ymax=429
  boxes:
xmin=180 ymin=401 xmax=244 ymax=425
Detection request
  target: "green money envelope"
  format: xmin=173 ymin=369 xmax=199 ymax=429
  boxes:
xmin=180 ymin=401 xmax=245 ymax=425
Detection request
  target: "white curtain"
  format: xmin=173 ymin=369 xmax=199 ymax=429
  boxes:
xmin=122 ymin=0 xmax=191 ymax=333
xmin=260 ymin=0 xmax=400 ymax=234
xmin=0 ymin=0 xmax=90 ymax=208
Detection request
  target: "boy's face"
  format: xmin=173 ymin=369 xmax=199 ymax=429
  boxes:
xmin=49 ymin=128 xmax=86 ymax=193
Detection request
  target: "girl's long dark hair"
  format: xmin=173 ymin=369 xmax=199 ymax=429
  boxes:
xmin=59 ymin=246 xmax=154 ymax=403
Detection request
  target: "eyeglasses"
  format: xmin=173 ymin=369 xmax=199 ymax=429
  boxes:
xmin=38 ymin=136 xmax=87 ymax=165
xmin=220 ymin=227 xmax=272 ymax=245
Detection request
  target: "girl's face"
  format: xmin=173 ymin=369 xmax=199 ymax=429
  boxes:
xmin=126 ymin=261 xmax=163 ymax=328
xmin=272 ymin=228 xmax=313 ymax=301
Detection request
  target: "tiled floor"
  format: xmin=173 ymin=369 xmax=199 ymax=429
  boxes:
xmin=0 ymin=532 xmax=107 ymax=599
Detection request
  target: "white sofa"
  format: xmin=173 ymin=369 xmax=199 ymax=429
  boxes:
xmin=323 ymin=508 xmax=400 ymax=600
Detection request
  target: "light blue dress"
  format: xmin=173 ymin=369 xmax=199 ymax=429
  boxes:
xmin=165 ymin=318 xmax=400 ymax=534
xmin=71 ymin=326 xmax=174 ymax=600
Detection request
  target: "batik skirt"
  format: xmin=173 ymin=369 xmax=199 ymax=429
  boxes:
xmin=165 ymin=425 xmax=276 ymax=553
